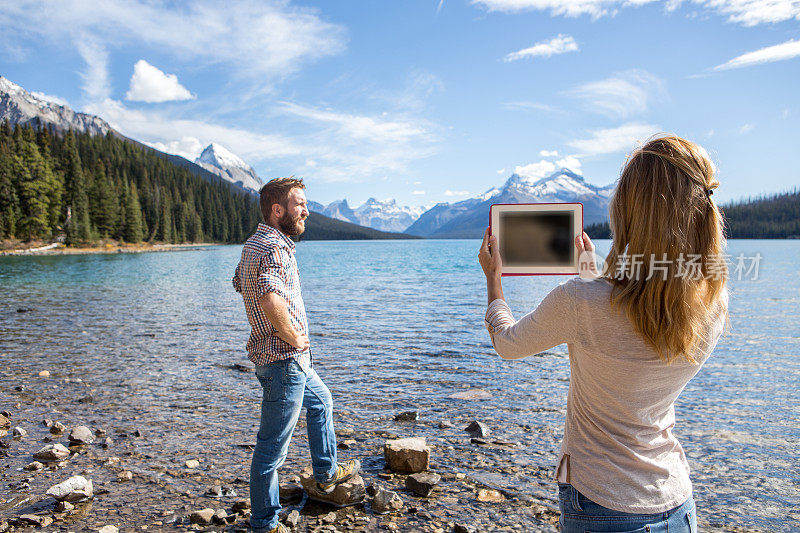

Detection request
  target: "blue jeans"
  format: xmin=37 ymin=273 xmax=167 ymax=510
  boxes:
xmin=250 ymin=358 xmax=338 ymax=531
xmin=558 ymin=483 xmax=697 ymax=533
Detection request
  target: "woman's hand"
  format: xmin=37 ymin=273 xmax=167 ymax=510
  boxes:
xmin=575 ymin=231 xmax=600 ymax=279
xmin=479 ymin=227 xmax=505 ymax=304
xmin=479 ymin=227 xmax=502 ymax=280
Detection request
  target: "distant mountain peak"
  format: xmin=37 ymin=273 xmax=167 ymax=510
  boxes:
xmin=195 ymin=143 xmax=263 ymax=193
xmin=0 ymin=74 xmax=111 ymax=136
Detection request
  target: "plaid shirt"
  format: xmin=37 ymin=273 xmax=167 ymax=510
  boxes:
xmin=233 ymin=223 xmax=311 ymax=372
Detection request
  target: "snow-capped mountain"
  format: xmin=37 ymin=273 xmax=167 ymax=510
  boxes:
xmin=0 ymin=75 xmax=111 ymax=135
xmin=406 ymin=168 xmax=614 ymax=238
xmin=314 ymin=198 xmax=426 ymax=233
xmin=195 ymin=143 xmax=263 ymax=194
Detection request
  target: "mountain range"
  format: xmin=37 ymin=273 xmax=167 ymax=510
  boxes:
xmin=308 ymin=198 xmax=426 ymax=233
xmin=405 ymin=169 xmax=614 ymax=238
xmin=1 ymin=74 xmax=615 ymax=240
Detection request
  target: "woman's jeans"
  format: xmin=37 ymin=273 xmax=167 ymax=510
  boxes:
xmin=250 ymin=358 xmax=338 ymax=531
xmin=558 ymin=483 xmax=697 ymax=533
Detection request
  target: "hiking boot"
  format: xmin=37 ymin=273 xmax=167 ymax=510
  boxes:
xmin=253 ymin=523 xmax=290 ymax=533
xmin=315 ymin=459 xmax=361 ymax=494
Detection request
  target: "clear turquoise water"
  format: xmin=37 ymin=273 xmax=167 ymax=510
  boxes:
xmin=1 ymin=239 xmax=798 ymax=530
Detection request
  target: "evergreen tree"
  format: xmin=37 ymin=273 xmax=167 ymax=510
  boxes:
xmin=123 ymin=181 xmax=144 ymax=243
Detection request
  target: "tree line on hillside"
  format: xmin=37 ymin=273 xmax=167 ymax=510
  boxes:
xmin=585 ymin=189 xmax=800 ymax=240
xmin=0 ymin=120 xmax=261 ymax=245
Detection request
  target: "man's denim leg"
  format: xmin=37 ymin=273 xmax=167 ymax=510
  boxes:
xmin=303 ymin=368 xmax=338 ymax=482
xmin=250 ymin=360 xmax=306 ymax=531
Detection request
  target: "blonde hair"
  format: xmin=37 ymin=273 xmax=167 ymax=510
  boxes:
xmin=603 ymin=134 xmax=728 ymax=363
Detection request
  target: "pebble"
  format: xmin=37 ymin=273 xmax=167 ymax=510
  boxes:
xmin=68 ymin=425 xmax=95 ymax=445
xmin=23 ymin=461 xmax=44 ymax=472
xmin=12 ymin=426 xmax=27 ymax=439
xmin=394 ymin=410 xmax=420 ymax=421
xmin=284 ymin=509 xmax=300 ymax=528
xmin=55 ymin=500 xmax=74 ymax=512
xmin=97 ymin=526 xmax=119 ymax=533
xmin=405 ymin=472 xmax=441 ymax=497
xmin=0 ymin=414 xmax=9 ymax=428
xmin=16 ymin=515 xmax=53 ymax=527
xmin=117 ymin=470 xmax=133 ymax=481
xmin=50 ymin=421 xmax=66 ymax=434
xmin=371 ymin=487 xmax=404 ymax=514
xmin=185 ymin=459 xmax=200 ymax=468
xmin=38 ymin=370 xmax=50 ymax=378
xmin=476 ymin=489 xmax=504 ymax=503
xmin=102 ymin=436 xmax=113 ymax=448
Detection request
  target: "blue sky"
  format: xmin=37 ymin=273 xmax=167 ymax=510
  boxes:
xmin=1 ymin=0 xmax=798 ymax=208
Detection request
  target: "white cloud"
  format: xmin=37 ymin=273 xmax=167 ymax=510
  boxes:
xmin=496 ymin=168 xmax=506 ymax=174
xmin=782 ymin=108 xmax=791 ymax=119
xmin=503 ymin=101 xmax=555 ymax=112
xmin=514 ymin=159 xmax=556 ymax=179
xmin=693 ymin=0 xmax=800 ymax=26
xmin=31 ymin=91 xmax=69 ymax=107
xmin=86 ymin=98 xmax=302 ymax=163
xmin=713 ymin=39 xmax=800 ymax=71
xmin=567 ymin=69 xmax=666 ymax=119
xmin=412 ymin=190 xmax=426 ymax=195
xmin=472 ymin=0 xmax=658 ymax=18
xmin=472 ymin=0 xmax=800 ymax=25
xmin=75 ymin=37 xmax=110 ymax=101
xmin=707 ymin=129 xmax=715 ymax=137
xmin=738 ymin=123 xmax=754 ymax=134
xmin=540 ymin=149 xmax=559 ymax=157
xmin=503 ymin=34 xmax=578 ymax=61
xmin=146 ymin=136 xmax=205 ymax=160
xmin=0 ymin=0 xmax=346 ymax=81
xmin=444 ymin=190 xmax=470 ymax=196
xmin=567 ymin=122 xmax=661 ymax=156
xmin=126 ymin=60 xmax=194 ymax=103
xmin=556 ymin=155 xmax=582 ymax=174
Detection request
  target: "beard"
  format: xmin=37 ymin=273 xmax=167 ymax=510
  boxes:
xmin=278 ymin=211 xmax=306 ymax=236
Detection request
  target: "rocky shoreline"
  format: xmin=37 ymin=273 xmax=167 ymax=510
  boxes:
xmin=1 ymin=367 xmax=565 ymax=533
xmin=0 ymin=243 xmax=221 ymax=257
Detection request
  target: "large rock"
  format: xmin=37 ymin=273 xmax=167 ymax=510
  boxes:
xmin=299 ymin=465 xmax=365 ymax=507
xmin=46 ymin=475 xmax=94 ymax=502
xmin=33 ymin=443 xmax=70 ymax=462
xmin=68 ymin=425 xmax=94 ymax=445
xmin=383 ymin=437 xmax=430 ymax=473
xmin=464 ymin=421 xmax=491 ymax=438
xmin=371 ymin=487 xmax=403 ymax=514
xmin=405 ymin=472 xmax=440 ymax=497
xmin=189 ymin=508 xmax=215 ymax=525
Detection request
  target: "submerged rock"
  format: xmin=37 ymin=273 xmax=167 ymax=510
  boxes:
xmin=49 ymin=421 xmax=66 ymax=435
xmin=68 ymin=425 xmax=94 ymax=445
xmin=405 ymin=472 xmax=441 ymax=497
xmin=394 ymin=410 xmax=419 ymax=421
xmin=464 ymin=421 xmax=491 ymax=438
xmin=371 ymin=487 xmax=404 ymax=514
xmin=46 ymin=475 xmax=94 ymax=502
xmin=384 ymin=437 xmax=430 ymax=473
xmin=33 ymin=443 xmax=70 ymax=462
xmin=12 ymin=426 xmax=27 ymax=439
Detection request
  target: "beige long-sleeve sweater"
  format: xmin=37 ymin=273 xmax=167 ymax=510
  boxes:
xmin=484 ymin=277 xmax=727 ymax=513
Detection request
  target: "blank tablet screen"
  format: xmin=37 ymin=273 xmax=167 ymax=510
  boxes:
xmin=499 ymin=211 xmax=574 ymax=266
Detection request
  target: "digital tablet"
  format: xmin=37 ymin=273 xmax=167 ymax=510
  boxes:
xmin=489 ymin=203 xmax=583 ymax=276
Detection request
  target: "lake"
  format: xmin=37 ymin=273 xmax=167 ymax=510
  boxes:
xmin=1 ymin=239 xmax=798 ymax=531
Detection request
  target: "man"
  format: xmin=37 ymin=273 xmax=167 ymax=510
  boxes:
xmin=233 ymin=177 xmax=360 ymax=533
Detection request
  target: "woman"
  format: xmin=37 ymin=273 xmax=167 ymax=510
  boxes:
xmin=478 ymin=135 xmax=728 ymax=533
